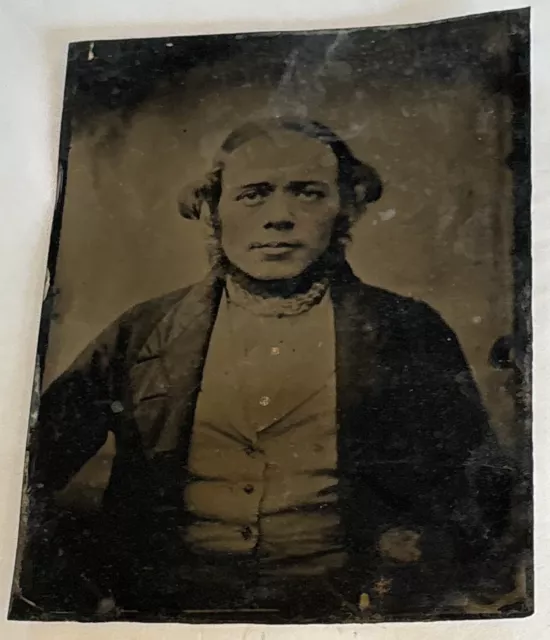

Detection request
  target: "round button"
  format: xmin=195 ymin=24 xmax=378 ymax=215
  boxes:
xmin=243 ymin=484 xmax=254 ymax=495
xmin=244 ymin=444 xmax=265 ymax=458
xmin=259 ymin=396 xmax=271 ymax=406
xmin=110 ymin=401 xmax=124 ymax=414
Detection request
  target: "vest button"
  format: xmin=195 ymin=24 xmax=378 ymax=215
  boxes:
xmin=244 ymin=445 xmax=256 ymax=457
xmin=110 ymin=400 xmax=124 ymax=414
xmin=243 ymin=484 xmax=254 ymax=494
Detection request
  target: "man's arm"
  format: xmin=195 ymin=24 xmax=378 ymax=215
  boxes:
xmin=30 ymin=320 xmax=126 ymax=493
xmin=16 ymin=317 xmax=130 ymax=617
xmin=29 ymin=284 xmax=189 ymax=494
xmin=409 ymin=301 xmax=518 ymax=605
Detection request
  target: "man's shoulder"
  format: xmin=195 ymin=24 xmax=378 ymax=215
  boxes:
xmin=120 ymin=285 xmax=194 ymax=325
xmin=344 ymin=274 xmax=438 ymax=324
xmin=341 ymin=272 xmax=459 ymax=351
xmin=345 ymin=277 xmax=465 ymax=365
xmin=92 ymin=281 xmax=212 ymax=361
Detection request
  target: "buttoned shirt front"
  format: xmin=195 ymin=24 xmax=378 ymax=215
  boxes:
xmin=183 ymin=286 xmax=347 ymax=582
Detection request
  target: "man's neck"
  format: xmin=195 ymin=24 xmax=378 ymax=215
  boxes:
xmin=224 ymin=261 xmax=332 ymax=317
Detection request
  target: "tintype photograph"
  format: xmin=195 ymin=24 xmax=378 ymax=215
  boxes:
xmin=9 ymin=8 xmax=532 ymax=624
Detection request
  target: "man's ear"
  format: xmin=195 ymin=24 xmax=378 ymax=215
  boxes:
xmin=177 ymin=178 xmax=208 ymax=220
xmin=353 ymin=162 xmax=383 ymax=209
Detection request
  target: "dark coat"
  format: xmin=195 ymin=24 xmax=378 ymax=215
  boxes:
xmin=17 ymin=265 xmax=516 ymax=621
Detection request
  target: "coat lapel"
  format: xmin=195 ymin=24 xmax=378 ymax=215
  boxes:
xmin=329 ymin=268 xmax=393 ymax=590
xmin=332 ymin=266 xmax=388 ymax=459
xmin=129 ymin=273 xmax=222 ymax=456
xmin=332 ymin=267 xmax=416 ymax=597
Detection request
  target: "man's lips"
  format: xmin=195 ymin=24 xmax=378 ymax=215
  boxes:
xmin=249 ymin=241 xmax=304 ymax=249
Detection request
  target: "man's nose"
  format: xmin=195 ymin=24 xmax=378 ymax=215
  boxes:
xmin=264 ymin=219 xmax=295 ymax=231
xmin=262 ymin=191 xmax=295 ymax=231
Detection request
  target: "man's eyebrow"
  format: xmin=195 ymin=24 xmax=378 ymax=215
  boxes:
xmin=286 ymin=180 xmax=330 ymax=189
xmin=235 ymin=181 xmax=274 ymax=191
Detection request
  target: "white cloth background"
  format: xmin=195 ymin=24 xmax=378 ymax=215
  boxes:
xmin=0 ymin=1 xmax=546 ymax=639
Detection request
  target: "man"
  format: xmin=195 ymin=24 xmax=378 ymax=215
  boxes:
xmin=16 ymin=118 xmax=516 ymax=622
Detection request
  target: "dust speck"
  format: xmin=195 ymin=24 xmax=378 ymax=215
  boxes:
xmin=379 ymin=208 xmax=396 ymax=221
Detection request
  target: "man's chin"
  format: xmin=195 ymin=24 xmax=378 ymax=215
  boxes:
xmin=242 ymin=266 xmax=307 ymax=281
xmin=224 ymin=257 xmax=308 ymax=282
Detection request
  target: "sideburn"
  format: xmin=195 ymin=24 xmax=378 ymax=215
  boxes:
xmin=205 ymin=206 xmax=351 ymax=298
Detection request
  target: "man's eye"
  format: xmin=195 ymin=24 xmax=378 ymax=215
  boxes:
xmin=236 ymin=190 xmax=268 ymax=206
xmin=297 ymin=190 xmax=325 ymax=202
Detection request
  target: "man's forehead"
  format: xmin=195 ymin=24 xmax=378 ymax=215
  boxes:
xmin=221 ymin=130 xmax=338 ymax=185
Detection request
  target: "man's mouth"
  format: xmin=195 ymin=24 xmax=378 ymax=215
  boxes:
xmin=249 ymin=241 xmax=304 ymax=259
xmin=250 ymin=241 xmax=304 ymax=249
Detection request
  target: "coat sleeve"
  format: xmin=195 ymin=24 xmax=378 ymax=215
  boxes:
xmin=362 ymin=299 xmax=522 ymax=617
xmin=16 ymin=316 xmax=132 ymax=618
xmin=404 ymin=301 xmax=519 ymax=606
xmin=30 ymin=318 xmax=128 ymax=494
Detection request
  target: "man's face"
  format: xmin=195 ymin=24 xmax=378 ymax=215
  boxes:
xmin=217 ymin=131 xmax=341 ymax=280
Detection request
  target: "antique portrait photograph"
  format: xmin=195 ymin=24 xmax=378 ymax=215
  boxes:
xmin=8 ymin=7 xmax=532 ymax=625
